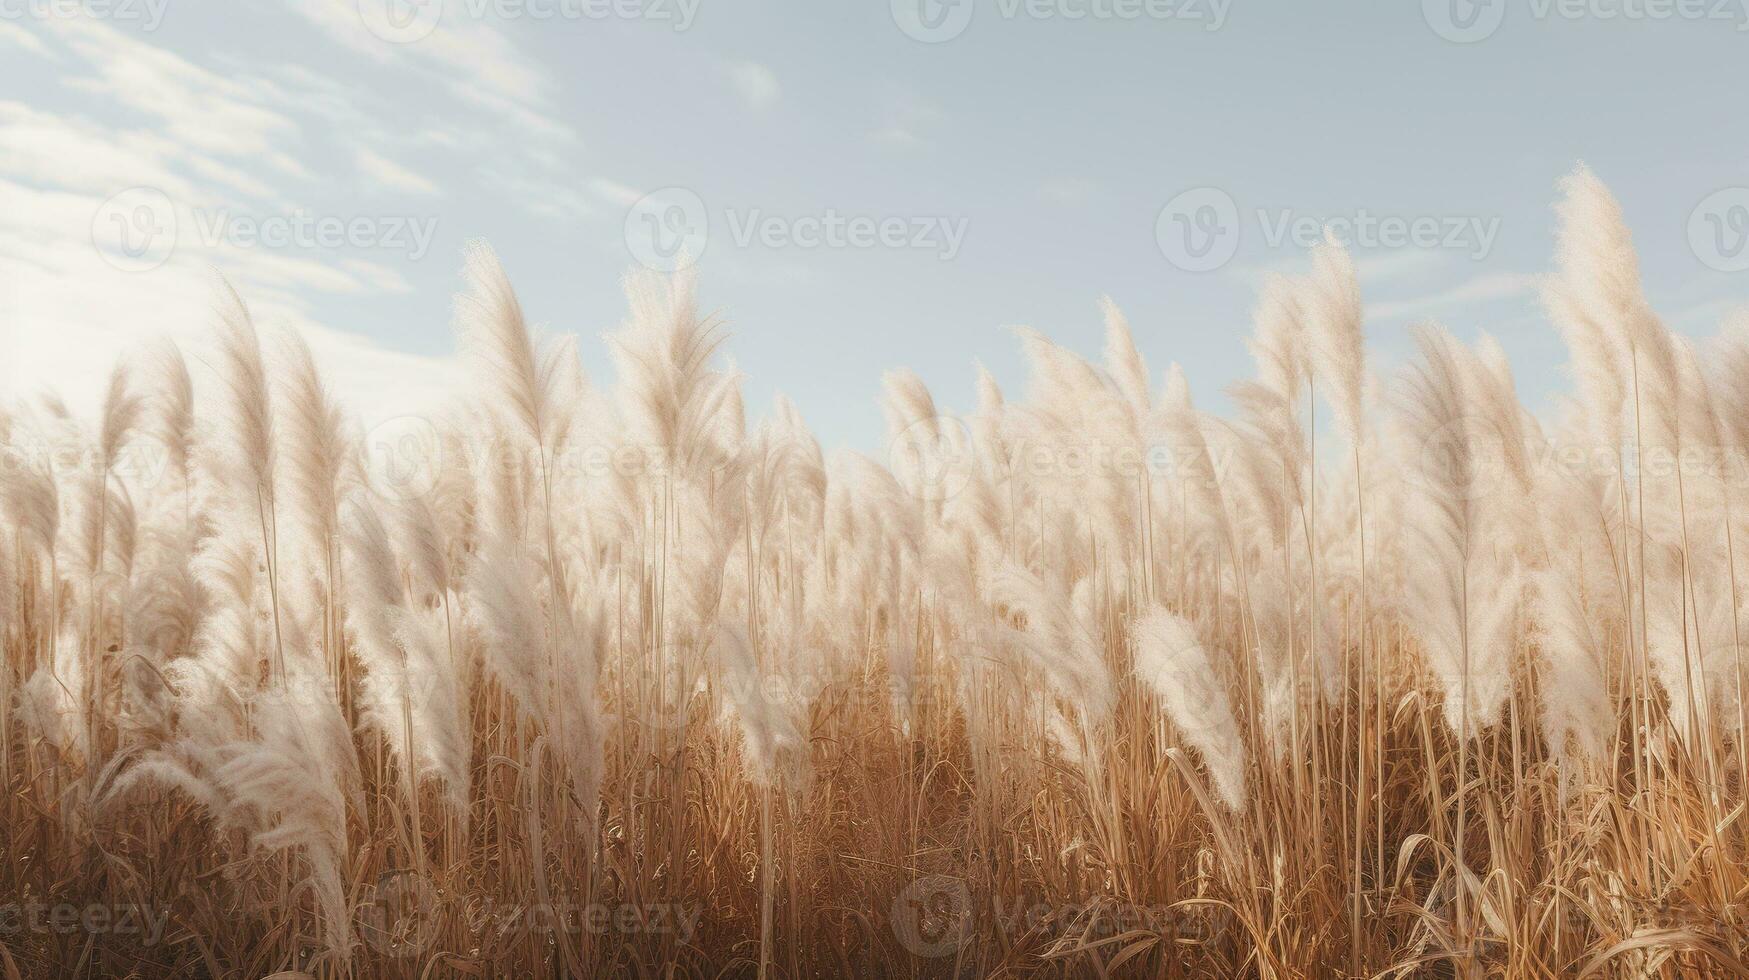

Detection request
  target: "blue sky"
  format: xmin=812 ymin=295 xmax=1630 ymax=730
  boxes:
xmin=2 ymin=0 xmax=1746 ymax=448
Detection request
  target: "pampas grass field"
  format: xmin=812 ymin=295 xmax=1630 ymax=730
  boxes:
xmin=4 ymin=165 xmax=1748 ymax=978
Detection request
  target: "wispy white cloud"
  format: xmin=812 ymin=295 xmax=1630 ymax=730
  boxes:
xmin=0 ymin=20 xmax=52 ymax=58
xmin=357 ymin=147 xmax=441 ymax=196
xmin=728 ymin=61 xmax=781 ymax=111
xmin=1354 ymin=249 xmax=1443 ymax=285
xmin=0 ymin=178 xmax=458 ymax=425
xmin=0 ymin=101 xmax=193 ymax=198
xmin=279 ymin=0 xmax=598 ymax=229
xmin=1038 ymin=177 xmax=1100 ymax=205
xmin=1369 ymin=271 xmax=1539 ymax=321
xmin=476 ymin=165 xmax=598 ymax=223
xmin=588 ymin=178 xmax=645 ymax=208
xmin=44 ymin=18 xmax=309 ymax=177
xmin=869 ymin=87 xmax=946 ymax=148
xmin=339 ymin=258 xmax=416 ymax=293
xmin=1228 ymin=247 xmax=1448 ymax=290
xmin=286 ymin=0 xmax=571 ymax=143
xmin=0 ymin=16 xmax=462 ymax=426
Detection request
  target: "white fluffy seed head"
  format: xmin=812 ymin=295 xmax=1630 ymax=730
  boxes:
xmin=1132 ymin=605 xmax=1247 ymax=810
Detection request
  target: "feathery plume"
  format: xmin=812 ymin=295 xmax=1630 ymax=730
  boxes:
xmin=1132 ymin=605 xmax=1247 ymax=809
